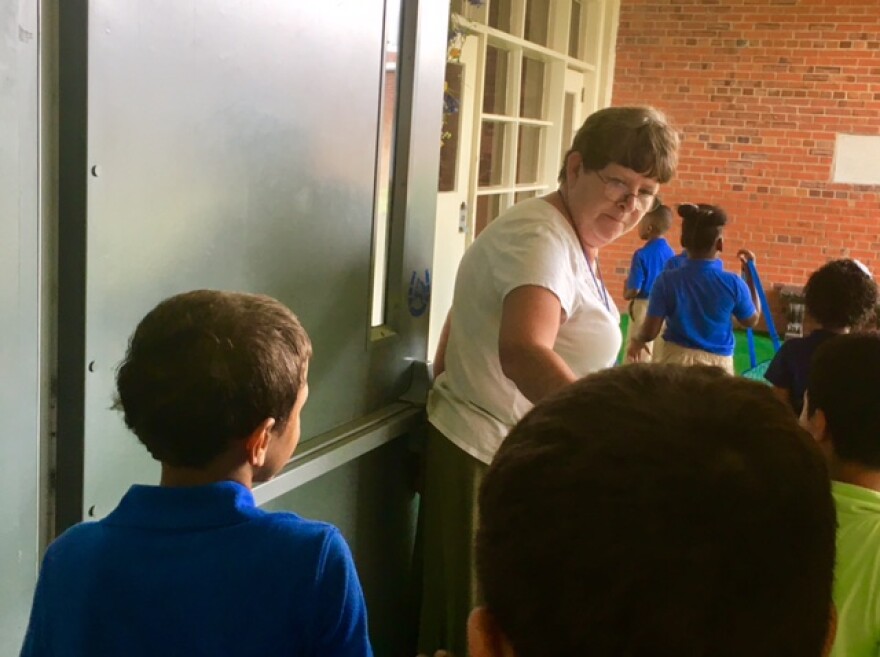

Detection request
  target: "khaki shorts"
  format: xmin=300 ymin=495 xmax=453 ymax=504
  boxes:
xmin=657 ymin=340 xmax=734 ymax=375
xmin=626 ymin=299 xmax=665 ymax=363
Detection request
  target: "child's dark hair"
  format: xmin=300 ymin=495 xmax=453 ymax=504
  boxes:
xmin=808 ymin=332 xmax=880 ymax=468
xmin=678 ymin=202 xmax=727 ymax=255
xmin=804 ymin=259 xmax=878 ymax=331
xmin=477 ymin=365 xmax=835 ymax=657
xmin=646 ymin=203 xmax=673 ymax=234
xmin=115 ymin=290 xmax=312 ymax=468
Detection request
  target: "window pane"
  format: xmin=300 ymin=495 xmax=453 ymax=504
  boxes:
xmin=488 ymin=0 xmax=512 ymax=33
xmin=371 ymin=0 xmax=403 ymax=327
xmin=439 ymin=63 xmax=464 ymax=192
xmin=524 ymin=0 xmax=551 ymax=47
xmin=483 ymin=46 xmax=509 ymax=115
xmin=478 ymin=121 xmax=506 ymax=187
xmin=561 ymin=91 xmax=575 ymax=159
xmin=475 ymin=194 xmax=503 ymax=237
xmin=516 ymin=126 xmax=543 ymax=185
xmin=569 ymin=0 xmax=582 ymax=58
xmin=520 ymin=57 xmax=546 ymax=120
xmin=515 ymin=189 xmax=541 ymax=203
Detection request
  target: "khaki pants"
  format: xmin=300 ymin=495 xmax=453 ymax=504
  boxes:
xmin=417 ymin=426 xmax=488 ymax=657
xmin=657 ymin=340 xmax=734 ymax=375
xmin=626 ymin=299 xmax=664 ymax=362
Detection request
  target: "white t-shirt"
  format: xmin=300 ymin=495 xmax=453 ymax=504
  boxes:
xmin=428 ymin=197 xmax=621 ymax=464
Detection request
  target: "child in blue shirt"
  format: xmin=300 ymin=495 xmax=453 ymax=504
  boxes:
xmin=623 ymin=204 xmax=675 ymax=362
xmin=20 ymin=291 xmax=372 ymax=657
xmin=664 ymin=211 xmax=690 ymax=273
xmin=627 ymin=203 xmax=760 ymax=373
xmin=765 ymin=259 xmax=877 ymax=414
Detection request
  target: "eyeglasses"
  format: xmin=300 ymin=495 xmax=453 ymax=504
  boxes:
xmin=593 ymin=170 xmax=660 ymax=214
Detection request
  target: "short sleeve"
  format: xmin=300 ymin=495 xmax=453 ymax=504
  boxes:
xmin=19 ymin=552 xmax=52 ymax=656
xmin=626 ymin=250 xmax=646 ymax=293
xmin=315 ymin=529 xmax=373 ymax=657
xmin=647 ymin=272 xmax=671 ymax=318
xmin=732 ymin=275 xmax=757 ymax=321
xmin=489 ymin=219 xmax=578 ymax=317
xmin=764 ymin=342 xmax=793 ymax=388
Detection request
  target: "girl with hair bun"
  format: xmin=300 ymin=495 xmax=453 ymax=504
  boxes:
xmin=626 ymin=203 xmax=760 ymax=373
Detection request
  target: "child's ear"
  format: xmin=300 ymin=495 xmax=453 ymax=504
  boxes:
xmin=468 ymin=607 xmax=517 ymax=657
xmin=716 ymin=236 xmax=724 ymax=253
xmin=822 ymin=603 xmax=838 ymax=657
xmin=245 ymin=418 xmax=276 ymax=467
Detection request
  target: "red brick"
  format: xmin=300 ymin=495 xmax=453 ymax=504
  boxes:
xmin=607 ymin=0 xmax=880 ymax=309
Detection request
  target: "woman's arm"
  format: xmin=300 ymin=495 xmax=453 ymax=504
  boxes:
xmin=432 ymin=311 xmax=451 ymax=378
xmin=498 ymin=285 xmax=578 ymax=404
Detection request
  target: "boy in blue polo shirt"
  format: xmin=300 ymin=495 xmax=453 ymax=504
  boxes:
xmin=624 ymin=204 xmax=674 ymax=362
xmin=664 ymin=208 xmax=690 ymax=273
xmin=20 ymin=290 xmax=372 ymax=657
xmin=627 ymin=203 xmax=760 ymax=373
xmin=766 ymin=259 xmax=877 ymax=415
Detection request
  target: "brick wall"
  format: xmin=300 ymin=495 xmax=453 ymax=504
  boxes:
xmin=605 ymin=0 xmax=880 ymax=329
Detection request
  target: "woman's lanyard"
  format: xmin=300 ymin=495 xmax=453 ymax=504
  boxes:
xmin=558 ymin=190 xmax=611 ymax=312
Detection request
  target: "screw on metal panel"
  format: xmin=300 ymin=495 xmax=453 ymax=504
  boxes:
xmin=88 ymin=361 xmax=96 ymax=372
xmin=91 ymin=165 xmax=101 ymax=177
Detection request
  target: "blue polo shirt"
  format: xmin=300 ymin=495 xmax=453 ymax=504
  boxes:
xmin=664 ymin=250 xmax=688 ymax=272
xmin=20 ymin=481 xmax=372 ymax=657
xmin=648 ymin=258 xmax=757 ymax=356
xmin=626 ymin=237 xmax=675 ymax=298
xmin=764 ymin=329 xmax=838 ymax=414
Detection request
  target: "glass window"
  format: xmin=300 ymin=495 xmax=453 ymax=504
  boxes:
xmin=475 ymin=194 xmax=503 ymax=237
xmin=478 ymin=121 xmax=506 ymax=187
xmin=516 ymin=125 xmax=543 ymax=185
xmin=520 ymin=57 xmax=546 ymax=120
xmin=439 ymin=62 xmax=464 ymax=192
xmin=569 ymin=0 xmax=583 ymax=58
xmin=515 ymin=189 xmax=541 ymax=203
xmin=561 ymin=90 xmax=575 ymax=158
xmin=370 ymin=0 xmax=403 ymax=327
xmin=483 ymin=46 xmax=509 ymax=115
xmin=488 ymin=0 xmax=512 ymax=33
xmin=524 ymin=0 xmax=551 ymax=47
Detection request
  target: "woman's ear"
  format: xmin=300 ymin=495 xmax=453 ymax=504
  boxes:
xmin=565 ymin=151 xmax=583 ymax=185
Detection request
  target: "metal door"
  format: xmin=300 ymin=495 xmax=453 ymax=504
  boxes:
xmin=0 ymin=1 xmax=42 ymax=652
xmin=57 ymin=0 xmax=444 ymax=524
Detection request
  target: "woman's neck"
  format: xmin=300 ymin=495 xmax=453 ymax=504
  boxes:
xmin=554 ymin=189 xmax=598 ymax=261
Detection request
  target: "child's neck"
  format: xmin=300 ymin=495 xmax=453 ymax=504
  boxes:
xmin=832 ymin=458 xmax=880 ymax=494
xmin=160 ymin=459 xmax=255 ymax=489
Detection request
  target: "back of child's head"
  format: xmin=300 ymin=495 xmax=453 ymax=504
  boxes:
xmin=476 ymin=364 xmax=835 ymax=657
xmin=678 ymin=202 xmax=727 ymax=255
xmin=804 ymin=259 xmax=878 ymax=331
xmin=807 ymin=332 xmax=880 ymax=468
xmin=646 ymin=203 xmax=673 ymax=235
xmin=116 ymin=290 xmax=312 ymax=468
